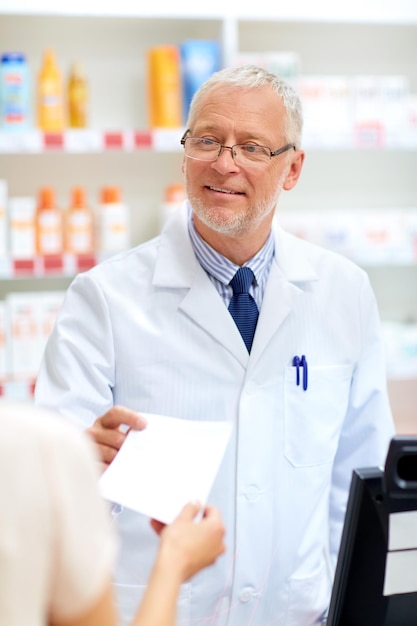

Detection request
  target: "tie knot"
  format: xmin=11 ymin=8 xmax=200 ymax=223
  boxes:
xmin=230 ymin=267 xmax=255 ymax=295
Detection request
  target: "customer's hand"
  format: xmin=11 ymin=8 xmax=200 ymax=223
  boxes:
xmin=86 ymin=405 xmax=147 ymax=471
xmin=151 ymin=502 xmax=226 ymax=582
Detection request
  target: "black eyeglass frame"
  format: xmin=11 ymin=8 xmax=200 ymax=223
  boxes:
xmin=180 ymin=129 xmax=296 ymax=161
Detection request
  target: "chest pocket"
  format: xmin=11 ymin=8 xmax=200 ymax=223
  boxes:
xmin=284 ymin=363 xmax=353 ymax=467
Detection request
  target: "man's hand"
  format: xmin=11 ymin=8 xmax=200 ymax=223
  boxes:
xmin=86 ymin=405 xmax=147 ymax=471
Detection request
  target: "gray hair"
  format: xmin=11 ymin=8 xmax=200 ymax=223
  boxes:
xmin=186 ymin=64 xmax=303 ymax=149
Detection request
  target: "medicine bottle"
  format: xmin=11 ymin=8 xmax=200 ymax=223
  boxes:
xmin=9 ymin=196 xmax=36 ymax=260
xmin=159 ymin=183 xmax=185 ymax=230
xmin=37 ymin=49 xmax=65 ymax=132
xmin=64 ymin=187 xmax=95 ymax=254
xmin=99 ymin=187 xmax=130 ymax=255
xmin=35 ymin=187 xmax=63 ymax=256
xmin=68 ymin=62 xmax=88 ymax=128
xmin=147 ymin=46 xmax=182 ymax=128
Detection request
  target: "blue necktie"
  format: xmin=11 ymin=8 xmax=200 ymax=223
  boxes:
xmin=228 ymin=267 xmax=259 ymax=353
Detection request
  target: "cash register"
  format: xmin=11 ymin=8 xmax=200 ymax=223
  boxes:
xmin=327 ymin=436 xmax=417 ymax=626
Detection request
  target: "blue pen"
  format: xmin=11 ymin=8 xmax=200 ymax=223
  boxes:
xmin=300 ymin=355 xmax=308 ymax=391
xmin=292 ymin=355 xmax=300 ymax=386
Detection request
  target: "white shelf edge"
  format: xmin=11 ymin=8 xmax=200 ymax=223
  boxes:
xmin=0 ymin=1 xmax=417 ymax=24
xmin=0 ymin=130 xmax=416 ymax=154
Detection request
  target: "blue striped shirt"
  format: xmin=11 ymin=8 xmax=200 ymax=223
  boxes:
xmin=187 ymin=210 xmax=275 ymax=311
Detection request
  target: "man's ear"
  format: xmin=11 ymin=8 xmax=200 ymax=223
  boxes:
xmin=283 ymin=150 xmax=305 ymax=191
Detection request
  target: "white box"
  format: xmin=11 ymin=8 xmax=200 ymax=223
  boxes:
xmin=0 ymin=180 xmax=8 ymax=258
xmin=0 ymin=301 xmax=7 ymax=382
xmin=6 ymin=292 xmax=42 ymax=380
xmin=5 ymin=290 xmax=66 ymax=381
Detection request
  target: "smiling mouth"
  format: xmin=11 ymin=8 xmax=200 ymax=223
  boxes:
xmin=207 ymin=186 xmax=244 ymax=195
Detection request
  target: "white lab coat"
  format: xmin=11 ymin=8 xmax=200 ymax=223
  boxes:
xmin=35 ymin=202 xmax=395 ymax=626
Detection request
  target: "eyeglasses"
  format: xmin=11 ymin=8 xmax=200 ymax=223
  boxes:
xmin=180 ymin=130 xmax=295 ymax=167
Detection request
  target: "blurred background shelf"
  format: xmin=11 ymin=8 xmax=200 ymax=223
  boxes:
xmin=0 ymin=4 xmax=415 ymax=432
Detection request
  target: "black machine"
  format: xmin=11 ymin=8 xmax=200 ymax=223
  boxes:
xmin=327 ymin=436 xmax=417 ymax=626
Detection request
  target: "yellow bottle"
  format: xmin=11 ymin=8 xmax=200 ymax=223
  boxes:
xmin=68 ymin=62 xmax=88 ymax=128
xmin=37 ymin=49 xmax=65 ymax=132
xmin=64 ymin=187 xmax=95 ymax=254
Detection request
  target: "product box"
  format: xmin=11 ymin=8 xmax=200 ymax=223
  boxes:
xmin=233 ymin=51 xmax=300 ymax=85
xmin=404 ymin=94 xmax=417 ymax=149
xmin=356 ymin=210 xmax=408 ymax=265
xmin=404 ymin=208 xmax=417 ymax=263
xmin=5 ymin=290 xmax=65 ymax=381
xmin=180 ymin=40 xmax=220 ymax=123
xmin=0 ymin=301 xmax=7 ymax=382
xmin=276 ymin=210 xmax=323 ymax=246
xmin=320 ymin=210 xmax=361 ymax=260
xmin=0 ymin=52 xmax=30 ymax=131
xmin=351 ymin=75 xmax=382 ymax=147
xmin=297 ymin=75 xmax=352 ymax=148
xmin=379 ymin=75 xmax=409 ymax=148
xmin=38 ymin=290 xmax=65 ymax=361
xmin=6 ymin=292 xmax=42 ymax=380
xmin=0 ymin=179 xmax=8 ymax=258
xmin=350 ymin=75 xmax=408 ymax=148
xmin=382 ymin=321 xmax=417 ymax=380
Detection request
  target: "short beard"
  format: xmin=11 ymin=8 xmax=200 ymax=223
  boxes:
xmin=189 ymin=179 xmax=285 ymax=237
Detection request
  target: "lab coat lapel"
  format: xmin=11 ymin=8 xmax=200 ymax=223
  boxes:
xmin=250 ymin=260 xmax=302 ymax=362
xmin=181 ymin=269 xmax=250 ymax=365
xmin=250 ymin=225 xmax=319 ymax=364
xmin=153 ymin=206 xmax=249 ymax=366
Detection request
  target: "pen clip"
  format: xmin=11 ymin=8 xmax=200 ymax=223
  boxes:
xmin=292 ymin=355 xmax=300 ymax=386
xmin=292 ymin=355 xmax=308 ymax=391
xmin=300 ymin=355 xmax=308 ymax=391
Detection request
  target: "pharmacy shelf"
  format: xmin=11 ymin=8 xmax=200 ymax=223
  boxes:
xmin=1 ymin=254 xmax=416 ymax=283
xmin=0 ymin=15 xmax=415 ymax=322
xmin=0 ymin=378 xmax=35 ymax=401
xmin=0 ymin=128 xmax=186 ymax=153
xmin=0 ymin=129 xmax=416 ymax=154
xmin=0 ymin=253 xmax=97 ymax=279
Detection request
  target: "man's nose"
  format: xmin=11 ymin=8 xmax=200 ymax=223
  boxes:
xmin=212 ymin=145 xmax=239 ymax=173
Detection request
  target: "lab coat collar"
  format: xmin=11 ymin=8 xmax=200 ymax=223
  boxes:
xmin=272 ymin=219 xmax=320 ymax=283
xmin=153 ymin=204 xmax=196 ymax=288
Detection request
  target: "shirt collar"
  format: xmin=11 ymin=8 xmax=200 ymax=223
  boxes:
xmin=187 ymin=205 xmax=275 ymax=286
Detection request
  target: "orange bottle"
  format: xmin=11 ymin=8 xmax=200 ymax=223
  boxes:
xmin=64 ymin=187 xmax=95 ymax=254
xmin=147 ymin=46 xmax=182 ymax=128
xmin=37 ymin=48 xmax=65 ymax=132
xmin=35 ymin=187 xmax=63 ymax=255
